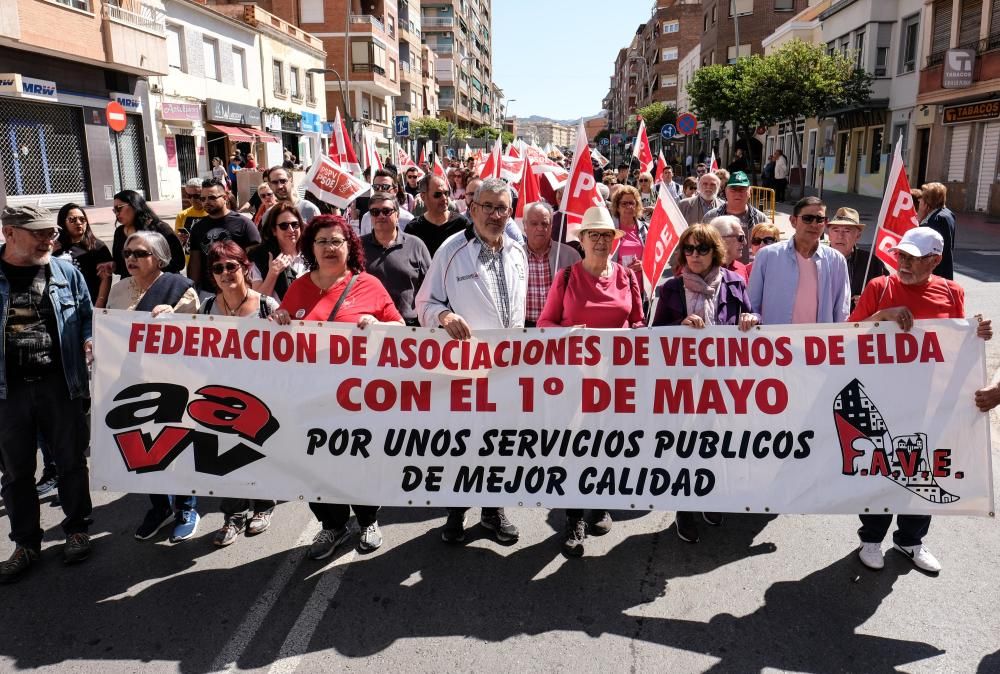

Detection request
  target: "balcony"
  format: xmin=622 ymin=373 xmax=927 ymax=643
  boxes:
xmin=919 ymin=35 xmax=1000 ymax=99
xmin=399 ymin=19 xmax=420 ymax=39
xmin=422 ymin=16 xmax=454 ymax=28
xmin=352 ymin=63 xmax=386 ymax=76
xmin=273 ymin=86 xmax=288 ymax=98
xmin=215 ymin=4 xmax=324 ymax=53
xmin=439 ymin=96 xmax=456 ymax=110
xmin=399 ymin=60 xmax=422 ymax=84
xmin=100 ymin=0 xmax=168 ymax=75
xmin=349 ymin=13 xmax=386 ymax=35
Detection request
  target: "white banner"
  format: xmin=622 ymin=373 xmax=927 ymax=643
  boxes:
xmin=91 ymin=311 xmax=993 ymax=516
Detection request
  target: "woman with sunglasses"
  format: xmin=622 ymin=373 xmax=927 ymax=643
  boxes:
xmin=250 ymin=202 xmax=308 ymax=302
xmin=537 ymin=206 xmax=645 ymax=558
xmin=609 ymin=185 xmax=647 ymax=281
xmin=746 ymin=223 xmax=782 ymax=278
xmin=651 ymin=223 xmax=758 ymax=545
xmin=105 ymin=231 xmax=201 ymax=543
xmin=111 ymin=190 xmax=185 ymax=278
xmin=55 ymin=203 xmax=112 ymax=309
xmin=201 ymin=240 xmax=280 ymax=547
xmin=271 ymin=215 xmax=402 ymax=560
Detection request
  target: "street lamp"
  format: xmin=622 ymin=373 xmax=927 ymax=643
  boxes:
xmin=502 ymin=98 xmax=516 ymax=140
xmin=307 ymin=67 xmax=353 ymax=140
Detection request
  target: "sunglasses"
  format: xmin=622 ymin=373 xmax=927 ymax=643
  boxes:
xmin=722 ymin=234 xmax=747 ymax=243
xmin=112 ymin=205 xmax=127 ymax=213
xmin=211 ymin=262 xmax=242 ymax=275
xmin=369 ymin=207 xmax=397 ymax=217
xmin=259 ymin=192 xmax=275 ymax=198
xmin=798 ymin=214 xmax=828 ymax=224
xmin=122 ymin=249 xmax=153 ymax=259
xmin=276 ymin=221 xmax=301 ymax=231
xmin=683 ymin=243 xmax=713 ymax=256
xmin=751 ymin=236 xmax=777 ymax=246
xmin=65 ymin=216 xmax=87 ymax=224
xmin=432 ymin=190 xmax=451 ymax=198
xmin=372 ymin=183 xmax=395 ymax=191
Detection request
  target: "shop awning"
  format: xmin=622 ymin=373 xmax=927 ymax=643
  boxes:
xmin=207 ymin=124 xmax=257 ymax=143
xmin=253 ymin=129 xmax=280 ymax=144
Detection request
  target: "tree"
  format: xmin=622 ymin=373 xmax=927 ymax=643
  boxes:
xmin=754 ymin=40 xmax=873 ymax=199
xmin=633 ymin=102 xmax=678 ymax=136
xmin=471 ymin=126 xmax=513 ymax=145
xmin=409 ymin=116 xmax=450 ymax=140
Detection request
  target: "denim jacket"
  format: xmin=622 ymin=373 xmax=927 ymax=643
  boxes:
xmin=0 ymin=247 xmax=93 ymax=400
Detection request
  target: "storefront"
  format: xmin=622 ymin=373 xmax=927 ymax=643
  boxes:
xmin=205 ymin=98 xmax=278 ymax=168
xmin=928 ymin=99 xmax=1000 ymax=214
xmin=159 ymin=101 xmax=205 ymax=189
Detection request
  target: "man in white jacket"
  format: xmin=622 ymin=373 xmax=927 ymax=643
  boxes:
xmin=415 ymin=177 xmax=527 ymax=545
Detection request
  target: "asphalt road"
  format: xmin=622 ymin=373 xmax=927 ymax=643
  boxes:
xmin=0 ymin=245 xmax=997 ymax=674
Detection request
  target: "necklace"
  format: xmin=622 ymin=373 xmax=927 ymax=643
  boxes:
xmin=221 ymin=290 xmax=251 ymax=316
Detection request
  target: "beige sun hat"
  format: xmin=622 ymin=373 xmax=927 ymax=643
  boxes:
xmin=577 ymin=206 xmax=624 ymax=240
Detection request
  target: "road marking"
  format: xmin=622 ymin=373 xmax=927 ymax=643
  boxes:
xmin=266 ymin=547 xmax=358 ymax=674
xmin=209 ymin=519 xmax=321 ymax=673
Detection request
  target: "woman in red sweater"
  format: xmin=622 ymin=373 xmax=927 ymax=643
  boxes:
xmin=272 ymin=214 xmax=402 ymax=560
xmin=537 ymin=205 xmax=645 ymax=557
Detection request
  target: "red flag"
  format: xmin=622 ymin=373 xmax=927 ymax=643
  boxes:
xmin=559 ymin=121 xmax=605 ymax=242
xmin=332 ymin=111 xmax=361 ymax=177
xmin=395 ymin=146 xmax=424 ymax=180
xmin=641 ymin=179 xmax=688 ymax=294
xmin=709 ymin=150 xmax=718 ymax=172
xmin=632 ymin=118 xmax=655 ymax=173
xmin=506 ymin=143 xmax=520 ymax=158
xmin=432 ymin=155 xmax=446 ymax=178
xmin=872 ymin=138 xmax=919 ymax=272
xmin=417 ymin=146 xmax=426 ymax=166
xmin=514 ymin=154 xmax=541 ymax=223
xmin=654 ymin=150 xmax=667 ymax=184
xmin=480 ymin=136 xmax=502 ymax=179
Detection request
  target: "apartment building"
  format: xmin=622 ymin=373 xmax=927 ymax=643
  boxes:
xmin=0 ymin=0 xmax=168 ymax=207
xmin=916 ymin=0 xmax=1000 ymax=214
xmin=421 ymin=0 xmax=495 ymax=128
xmin=517 ymin=120 xmax=576 ymax=149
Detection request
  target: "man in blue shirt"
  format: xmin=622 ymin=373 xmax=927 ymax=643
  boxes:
xmin=748 ymin=197 xmax=850 ymax=325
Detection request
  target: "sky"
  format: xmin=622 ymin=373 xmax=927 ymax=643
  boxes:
xmin=492 ymin=0 xmax=653 ymax=121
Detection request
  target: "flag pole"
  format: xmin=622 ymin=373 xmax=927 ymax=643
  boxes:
xmin=861 ymin=136 xmax=903 ymax=290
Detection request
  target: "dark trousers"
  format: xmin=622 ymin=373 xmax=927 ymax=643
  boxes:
xmin=0 ymin=371 xmax=92 ymax=549
xmin=221 ymin=498 xmax=276 ymax=517
xmin=774 ymin=178 xmax=788 ymax=201
xmin=858 ymin=514 xmax=931 ymax=547
xmin=448 ymin=507 xmax=499 ymax=519
xmin=310 ymin=503 xmax=379 ymax=530
xmin=566 ymin=509 xmax=607 ymax=520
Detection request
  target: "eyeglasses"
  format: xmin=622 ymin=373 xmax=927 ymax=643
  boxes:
xmin=751 ymin=236 xmax=777 ymax=246
xmin=373 ymin=183 xmax=395 ymax=191
xmin=112 ymin=205 xmax=127 ymax=213
xmin=369 ymin=207 xmax=397 ymax=217
xmin=269 ymin=178 xmax=290 ymax=186
xmin=65 ymin=216 xmax=87 ymax=224
xmin=637 ymin=179 xmax=651 ymax=184
xmin=259 ymin=192 xmax=275 ymax=199
xmin=584 ymin=231 xmax=615 ymax=242
xmin=722 ymin=233 xmax=747 ymax=243
xmin=122 ymin=249 xmax=153 ymax=259
xmin=476 ymin=203 xmax=511 ymax=217
xmin=211 ymin=262 xmax=242 ymax=275
xmin=798 ymin=214 xmax=828 ymax=225
xmin=314 ymin=238 xmax=347 ymax=248
xmin=432 ymin=190 xmax=451 ymax=198
xmin=683 ymin=243 xmax=713 ymax=256
xmin=276 ymin=221 xmax=301 ymax=231
xmin=20 ymin=228 xmax=59 ymax=242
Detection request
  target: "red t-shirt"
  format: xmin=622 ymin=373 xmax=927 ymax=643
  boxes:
xmin=848 ymin=274 xmax=965 ymax=321
xmin=727 ymin=259 xmax=750 ymax=283
xmin=537 ymin=262 xmax=645 ymax=328
xmin=279 ymin=271 xmax=403 ymax=324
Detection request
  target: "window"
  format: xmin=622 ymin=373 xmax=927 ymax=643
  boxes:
xmin=704 ymin=13 xmax=709 ymax=31
xmin=727 ymin=43 xmax=751 ymax=63
xmin=661 ymin=74 xmax=677 ymax=88
xmin=306 ymin=73 xmax=316 ymax=103
xmin=299 ymin=0 xmax=323 ymax=23
xmin=232 ymin=47 xmax=247 ymax=88
xmin=873 ymin=23 xmax=891 ymax=76
xmin=869 ymin=126 xmax=884 ymax=173
xmin=53 ymin=0 xmax=89 ymax=11
xmin=663 ymin=20 xmax=679 ymax=34
xmin=290 ymin=67 xmax=301 ymax=99
xmin=389 ymin=58 xmax=397 ymax=81
xmin=899 ymin=14 xmax=920 ymax=73
xmin=711 ymin=5 xmax=717 ymax=22
xmin=662 ymin=47 xmax=678 ymax=60
xmin=273 ymin=60 xmax=285 ymax=94
xmin=854 ymin=32 xmax=865 ymax=69
xmin=730 ymin=0 xmax=752 ymax=16
xmin=836 ymin=132 xmax=848 ymax=173
xmin=388 ymin=15 xmax=396 ymax=37
xmin=203 ymin=38 xmax=219 ymax=81
xmin=930 ymin=0 xmax=952 ymax=56
xmin=775 ymin=0 xmax=794 ymax=10
xmin=166 ymin=24 xmax=185 ymax=71
xmin=351 ymin=39 xmax=388 ymax=75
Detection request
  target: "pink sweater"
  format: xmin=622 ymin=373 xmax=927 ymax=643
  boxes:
xmin=537 ymin=262 xmax=645 ymax=328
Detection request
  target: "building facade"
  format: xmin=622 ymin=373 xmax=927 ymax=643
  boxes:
xmin=516 ymin=120 xmax=576 ymax=149
xmin=916 ymin=0 xmax=1000 ymax=214
xmin=0 ymin=0 xmax=168 ymax=207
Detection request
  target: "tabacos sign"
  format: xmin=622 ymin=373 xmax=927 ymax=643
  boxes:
xmin=0 ymin=73 xmax=58 ymax=102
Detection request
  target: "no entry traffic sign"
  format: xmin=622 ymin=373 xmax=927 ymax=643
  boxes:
xmin=106 ymin=101 xmax=127 ymax=133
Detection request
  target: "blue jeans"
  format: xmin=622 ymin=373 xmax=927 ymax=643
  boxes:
xmin=858 ymin=514 xmax=931 ymax=547
xmin=149 ymin=494 xmax=198 ymax=514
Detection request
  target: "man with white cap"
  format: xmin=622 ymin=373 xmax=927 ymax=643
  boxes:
xmin=825 ymin=207 xmax=886 ymax=311
xmin=415 ymin=177 xmax=528 ymax=545
xmin=0 ymin=207 xmax=95 ymax=583
xmin=849 ymin=226 xmax=992 ymax=573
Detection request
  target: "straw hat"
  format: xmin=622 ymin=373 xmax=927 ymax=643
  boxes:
xmin=577 ymin=206 xmax=624 ymax=240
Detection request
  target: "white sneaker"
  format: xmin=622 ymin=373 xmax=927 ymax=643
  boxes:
xmin=359 ymin=522 xmax=383 ymax=552
xmin=894 ymin=543 xmax=941 ymax=573
xmin=858 ymin=542 xmax=884 ymax=570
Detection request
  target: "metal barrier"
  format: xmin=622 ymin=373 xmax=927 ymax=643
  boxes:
xmin=750 ymin=186 xmax=776 ymax=222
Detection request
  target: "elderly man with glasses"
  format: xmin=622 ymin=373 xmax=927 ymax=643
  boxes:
xmin=175 ymin=178 xmax=208 ymax=234
xmin=416 ymin=177 xmax=528 ymax=546
xmin=0 ymin=207 xmax=95 ymax=583
xmin=748 ymin=196 xmax=850 ymax=325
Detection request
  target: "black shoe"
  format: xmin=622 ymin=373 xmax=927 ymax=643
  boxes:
xmin=0 ymin=546 xmax=40 ymax=583
xmin=702 ymin=512 xmax=724 ymax=526
xmin=441 ymin=510 xmax=467 ymax=544
xmin=588 ymin=510 xmax=612 ymax=536
xmin=35 ymin=468 xmax=58 ymax=496
xmin=63 ymin=533 xmax=91 ymax=564
xmin=480 ymin=508 xmax=519 ymax=543
xmin=675 ymin=511 xmax=700 ymax=543
xmin=562 ymin=517 xmax=586 ymax=557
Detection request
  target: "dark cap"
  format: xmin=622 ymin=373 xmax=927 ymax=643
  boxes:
xmin=2 ymin=206 xmax=58 ymax=231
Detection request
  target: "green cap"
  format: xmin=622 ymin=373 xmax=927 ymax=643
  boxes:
xmin=727 ymin=171 xmax=751 ymax=188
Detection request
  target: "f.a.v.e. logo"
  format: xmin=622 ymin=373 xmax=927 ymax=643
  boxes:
xmin=105 ymin=383 xmax=278 ymax=476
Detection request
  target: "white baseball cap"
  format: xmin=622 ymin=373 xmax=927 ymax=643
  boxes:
xmin=891 ymin=227 xmax=943 ymax=257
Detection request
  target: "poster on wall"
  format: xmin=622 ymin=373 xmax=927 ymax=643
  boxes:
xmin=164 ymin=137 xmax=177 ymax=168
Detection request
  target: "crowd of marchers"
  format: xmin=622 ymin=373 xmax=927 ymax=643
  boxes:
xmin=0 ymin=151 xmax=997 ymax=586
